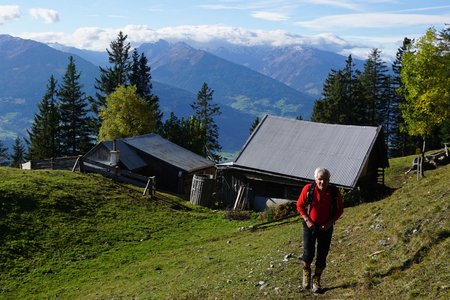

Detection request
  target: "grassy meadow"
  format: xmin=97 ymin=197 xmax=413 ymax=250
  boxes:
xmin=0 ymin=154 xmax=449 ymax=299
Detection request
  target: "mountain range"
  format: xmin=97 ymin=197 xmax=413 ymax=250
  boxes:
xmin=0 ymin=34 xmax=363 ymax=154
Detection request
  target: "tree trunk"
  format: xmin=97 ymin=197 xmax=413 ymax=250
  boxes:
xmin=420 ymin=138 xmax=426 ymax=178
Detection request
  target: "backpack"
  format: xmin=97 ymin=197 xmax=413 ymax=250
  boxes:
xmin=304 ymin=182 xmax=338 ymax=221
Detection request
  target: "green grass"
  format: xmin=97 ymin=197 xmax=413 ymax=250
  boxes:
xmin=0 ymin=158 xmax=449 ymax=299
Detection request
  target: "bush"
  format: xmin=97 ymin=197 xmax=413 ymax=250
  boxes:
xmin=224 ymin=210 xmax=252 ymax=220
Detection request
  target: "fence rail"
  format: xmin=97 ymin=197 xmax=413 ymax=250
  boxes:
xmin=22 ymin=156 xmax=80 ymax=170
xmin=81 ymin=158 xmax=156 ymax=197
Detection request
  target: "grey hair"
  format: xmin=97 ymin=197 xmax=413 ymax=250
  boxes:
xmin=314 ymin=167 xmax=330 ymax=179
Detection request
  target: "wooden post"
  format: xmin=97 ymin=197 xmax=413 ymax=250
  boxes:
xmin=143 ymin=176 xmax=156 ymax=198
xmin=72 ymin=155 xmax=83 ymax=172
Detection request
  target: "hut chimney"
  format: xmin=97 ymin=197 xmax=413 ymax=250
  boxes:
xmin=110 ymin=139 xmax=120 ymax=166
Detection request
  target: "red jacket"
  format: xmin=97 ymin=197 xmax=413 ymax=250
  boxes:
xmin=296 ymin=183 xmax=344 ymax=225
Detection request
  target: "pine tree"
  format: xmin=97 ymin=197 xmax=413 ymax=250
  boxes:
xmin=191 ymin=83 xmax=221 ymax=161
xmin=27 ymin=75 xmax=60 ymax=159
xmin=249 ymin=117 xmax=260 ymax=134
xmin=0 ymin=140 xmax=8 ymax=166
xmin=92 ymin=31 xmax=132 ymax=131
xmin=311 ymin=69 xmax=342 ymax=123
xmin=58 ymin=56 xmax=92 ymax=156
xmin=389 ymin=38 xmax=415 ymax=157
xmin=10 ymin=136 xmax=26 ymax=168
xmin=358 ymin=48 xmax=392 ymax=153
xmin=361 ymin=49 xmax=391 ymax=126
xmin=311 ymin=55 xmax=363 ymax=125
xmin=129 ymin=48 xmax=163 ymax=131
xmin=161 ymin=112 xmax=183 ymax=143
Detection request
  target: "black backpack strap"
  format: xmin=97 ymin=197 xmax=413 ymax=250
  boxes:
xmin=305 ymin=183 xmax=339 ymax=221
xmin=305 ymin=182 xmax=316 ymax=216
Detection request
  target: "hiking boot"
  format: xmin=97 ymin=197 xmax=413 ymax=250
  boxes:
xmin=312 ymin=274 xmax=322 ymax=293
xmin=302 ymin=267 xmax=311 ymax=289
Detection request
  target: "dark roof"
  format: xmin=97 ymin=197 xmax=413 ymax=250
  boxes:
xmin=103 ymin=134 xmax=215 ymax=173
xmin=224 ymin=115 xmax=387 ymax=188
xmin=102 ymin=140 xmax=147 ymax=170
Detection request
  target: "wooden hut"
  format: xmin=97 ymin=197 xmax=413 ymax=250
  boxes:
xmin=82 ymin=134 xmax=215 ymax=194
xmin=218 ymin=115 xmax=389 ymax=210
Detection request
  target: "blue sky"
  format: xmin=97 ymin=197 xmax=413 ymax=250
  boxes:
xmin=1 ymin=1 xmax=449 ymax=59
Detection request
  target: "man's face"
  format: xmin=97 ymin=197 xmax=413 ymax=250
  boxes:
xmin=315 ymin=172 xmax=329 ymax=191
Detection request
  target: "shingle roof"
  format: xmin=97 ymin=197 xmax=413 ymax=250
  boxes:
xmin=231 ymin=115 xmax=384 ymax=188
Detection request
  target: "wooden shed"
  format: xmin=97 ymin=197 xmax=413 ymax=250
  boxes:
xmin=218 ymin=115 xmax=389 ymax=209
xmin=82 ymin=134 xmax=216 ymax=194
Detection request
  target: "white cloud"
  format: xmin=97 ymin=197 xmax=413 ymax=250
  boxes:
xmin=0 ymin=5 xmax=20 ymax=25
xmin=19 ymin=24 xmax=353 ymax=51
xmin=296 ymin=13 xmax=450 ymax=30
xmin=251 ymin=11 xmax=289 ymax=21
xmin=19 ymin=23 xmax=407 ymax=61
xmin=29 ymin=8 xmax=59 ymax=24
xmin=304 ymin=0 xmax=361 ymax=11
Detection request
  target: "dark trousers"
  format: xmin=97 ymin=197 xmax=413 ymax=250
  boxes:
xmin=302 ymin=222 xmax=333 ymax=270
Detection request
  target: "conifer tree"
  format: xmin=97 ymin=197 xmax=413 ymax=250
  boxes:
xmin=389 ymin=38 xmax=415 ymax=157
xmin=191 ymin=83 xmax=221 ymax=161
xmin=58 ymin=56 xmax=92 ymax=156
xmin=0 ymin=140 xmax=8 ymax=166
xmin=249 ymin=117 xmax=260 ymax=134
xmin=161 ymin=112 xmax=183 ymax=143
xmin=92 ymin=31 xmax=131 ymax=130
xmin=129 ymin=48 xmax=163 ymax=131
xmin=27 ymin=75 xmax=60 ymax=159
xmin=311 ymin=55 xmax=363 ymax=125
xmin=311 ymin=69 xmax=342 ymax=123
xmin=358 ymin=48 xmax=391 ymax=128
xmin=10 ymin=136 xmax=26 ymax=168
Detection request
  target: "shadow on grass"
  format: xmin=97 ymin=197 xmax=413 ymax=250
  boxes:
xmin=378 ymin=230 xmax=449 ymax=278
xmin=344 ymin=184 xmax=396 ymax=208
xmin=322 ymin=281 xmax=359 ymax=293
xmin=154 ymin=195 xmax=193 ymax=211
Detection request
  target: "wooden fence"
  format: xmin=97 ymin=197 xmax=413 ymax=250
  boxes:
xmin=21 ymin=156 xmax=80 ymax=170
xmin=80 ymin=158 xmax=155 ymax=197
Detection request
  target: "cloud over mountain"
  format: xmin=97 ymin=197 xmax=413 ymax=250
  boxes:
xmin=19 ymin=24 xmax=357 ymax=56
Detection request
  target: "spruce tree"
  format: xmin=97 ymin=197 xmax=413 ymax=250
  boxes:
xmin=92 ymin=31 xmax=131 ymax=131
xmin=161 ymin=112 xmax=183 ymax=143
xmin=358 ymin=48 xmax=391 ymax=128
xmin=311 ymin=55 xmax=364 ymax=125
xmin=129 ymin=48 xmax=163 ymax=131
xmin=311 ymin=69 xmax=341 ymax=123
xmin=191 ymin=83 xmax=221 ymax=161
xmin=10 ymin=136 xmax=26 ymax=168
xmin=0 ymin=140 xmax=8 ymax=166
xmin=27 ymin=75 xmax=60 ymax=159
xmin=390 ymin=38 xmax=415 ymax=157
xmin=249 ymin=117 xmax=260 ymax=134
xmin=58 ymin=56 xmax=92 ymax=156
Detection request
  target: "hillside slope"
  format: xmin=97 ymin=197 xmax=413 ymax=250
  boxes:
xmin=0 ymin=160 xmax=449 ymax=299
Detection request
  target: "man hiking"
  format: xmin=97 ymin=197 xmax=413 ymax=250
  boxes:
xmin=296 ymin=167 xmax=344 ymax=293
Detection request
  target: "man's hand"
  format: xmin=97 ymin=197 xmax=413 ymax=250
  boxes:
xmin=303 ymin=216 xmax=315 ymax=228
